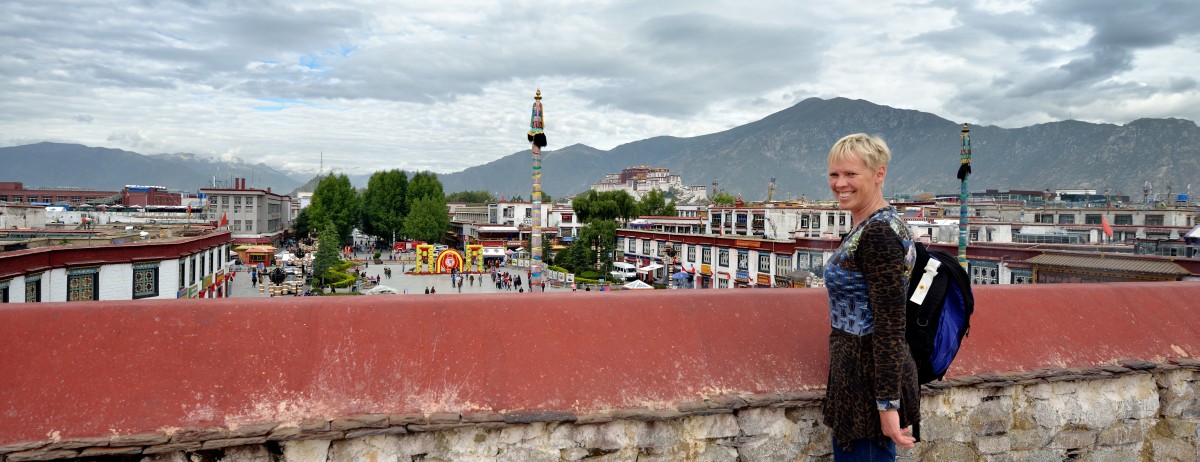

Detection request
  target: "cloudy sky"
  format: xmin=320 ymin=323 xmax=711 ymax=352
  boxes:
xmin=2 ymin=0 xmax=1198 ymax=176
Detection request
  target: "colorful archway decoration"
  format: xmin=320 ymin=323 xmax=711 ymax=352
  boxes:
xmin=465 ymin=245 xmax=484 ymax=273
xmin=415 ymin=245 xmax=435 ymax=273
xmin=435 ymin=249 xmax=464 ymax=274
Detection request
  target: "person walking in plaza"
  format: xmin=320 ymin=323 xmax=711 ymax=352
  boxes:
xmin=821 ymin=133 xmax=920 ymax=461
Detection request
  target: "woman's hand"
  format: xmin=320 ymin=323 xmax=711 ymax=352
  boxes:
xmin=880 ymin=410 xmax=915 ymax=448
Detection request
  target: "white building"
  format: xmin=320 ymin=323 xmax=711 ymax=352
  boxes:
xmin=200 ymin=178 xmax=294 ymax=246
xmin=591 ymin=166 xmax=708 ymax=203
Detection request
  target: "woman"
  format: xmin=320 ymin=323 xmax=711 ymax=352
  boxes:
xmin=822 ymin=134 xmax=920 ymax=460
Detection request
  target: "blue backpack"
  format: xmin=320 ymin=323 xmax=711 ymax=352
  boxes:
xmin=905 ymin=242 xmax=974 ymax=384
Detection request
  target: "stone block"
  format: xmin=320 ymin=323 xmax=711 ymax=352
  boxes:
xmin=169 ymin=427 xmax=229 ymax=443
xmin=736 ymin=408 xmax=787 ymax=436
xmin=1077 ymin=447 xmax=1145 ymax=462
xmin=571 ymin=422 xmax=634 ymax=451
xmin=142 ymin=442 xmax=202 ymax=455
xmin=684 ymin=413 xmax=740 ymax=440
xmin=8 ymin=449 xmax=78 ymax=462
xmin=629 ymin=421 xmax=682 ymax=449
xmin=298 ymin=419 xmax=329 ymax=432
xmin=1098 ymin=421 xmax=1149 ymax=446
xmin=1118 ymin=359 xmax=1157 ymax=371
xmin=216 ymin=444 xmax=272 ymax=462
xmin=331 ymin=413 xmax=389 ymax=431
xmin=200 ymin=437 xmax=267 ymax=450
xmin=741 ymin=393 xmax=783 ymax=408
xmin=575 ymin=411 xmax=615 ymax=425
xmin=560 ymin=447 xmax=589 ymax=461
xmin=491 ymin=446 xmax=561 ymax=462
xmin=265 ymin=426 xmax=303 ymax=441
xmin=345 ymin=427 xmax=408 ymax=439
xmin=77 ymin=446 xmax=143 ymax=457
xmin=503 ymin=411 xmax=576 ymax=424
xmin=1007 ymin=429 xmax=1050 ymax=451
xmin=920 ymin=413 xmax=971 ymax=443
xmin=1050 ymin=429 xmax=1097 ymax=450
xmin=975 ymin=435 xmax=1012 ymax=454
xmin=44 ymin=436 xmax=111 ymax=450
xmin=226 ymin=422 xmax=279 ymax=438
xmin=1003 ymin=449 xmax=1064 ymax=462
xmin=140 ymin=450 xmax=189 ymax=462
xmin=281 ymin=440 xmax=331 ymax=462
xmin=407 ymin=423 xmax=469 ymax=432
xmin=462 ymin=411 xmax=505 ymax=423
xmin=919 ymin=441 xmax=976 ymax=461
xmin=387 ymin=413 xmax=425 ymax=425
xmin=1150 ymin=436 xmax=1194 ymax=461
xmin=736 ymin=433 xmax=802 ymax=462
xmin=969 ymin=399 xmax=1014 ymax=437
xmin=0 ymin=442 xmax=48 ymax=455
xmin=110 ymin=432 xmax=170 ymax=447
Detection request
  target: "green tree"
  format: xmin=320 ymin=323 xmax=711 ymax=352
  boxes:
xmin=636 ymin=189 xmax=677 ymax=217
xmin=710 ymin=190 xmax=736 ymax=206
xmin=407 ymin=171 xmax=444 ymax=203
xmin=361 ymin=169 xmax=409 ymax=243
xmin=312 ymin=221 xmax=341 ymax=290
xmin=446 ymin=190 xmax=495 ymax=203
xmin=308 ymin=174 xmax=360 ymax=244
xmin=292 ymin=207 xmax=313 ymax=239
xmin=403 ymin=195 xmax=451 ymax=244
xmin=572 ymin=190 xmax=636 ymax=223
xmin=569 ymin=219 xmax=619 ymax=273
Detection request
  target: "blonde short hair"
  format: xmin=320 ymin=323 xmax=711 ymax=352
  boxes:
xmin=828 ymin=133 xmax=891 ymax=172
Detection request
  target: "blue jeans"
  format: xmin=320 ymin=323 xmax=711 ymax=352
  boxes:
xmin=832 ymin=437 xmax=896 ymax=462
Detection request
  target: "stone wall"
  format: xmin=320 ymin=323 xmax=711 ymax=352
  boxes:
xmin=2 ymin=282 xmax=1199 ymax=461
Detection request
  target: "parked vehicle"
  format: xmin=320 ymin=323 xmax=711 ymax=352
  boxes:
xmin=610 ymin=262 xmax=637 ymax=282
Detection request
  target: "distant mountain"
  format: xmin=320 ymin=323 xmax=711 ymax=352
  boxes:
xmin=440 ymin=97 xmax=1200 ymax=201
xmin=0 ymin=142 xmax=304 ymax=194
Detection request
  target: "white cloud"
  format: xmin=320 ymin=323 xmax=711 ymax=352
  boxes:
xmin=1 ymin=0 xmax=1197 ymax=178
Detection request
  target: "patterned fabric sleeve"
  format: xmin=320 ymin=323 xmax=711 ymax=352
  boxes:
xmin=857 ymin=221 xmax=908 ymax=403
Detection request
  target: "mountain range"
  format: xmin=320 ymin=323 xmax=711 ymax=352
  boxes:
xmin=4 ymin=97 xmax=1198 ymax=202
xmin=0 ymin=142 xmax=303 ymax=194
xmin=441 ymin=97 xmax=1200 ymax=202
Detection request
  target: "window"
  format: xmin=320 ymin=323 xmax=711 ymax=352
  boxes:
xmin=1036 ymin=213 xmax=1055 ymax=223
xmin=702 ymin=246 xmax=712 ymax=265
xmin=1085 ymin=214 xmax=1102 ymax=225
xmin=67 ymin=267 xmax=99 ymax=301
xmin=736 ymin=214 xmax=747 ymax=226
xmin=25 ymin=274 xmax=42 ymax=302
xmin=969 ymin=263 xmax=998 ymax=285
xmin=1011 ymin=269 xmax=1033 ymax=284
xmin=718 ymin=249 xmax=729 ymax=267
xmin=562 ymin=214 xmax=572 ymax=223
xmin=839 ymin=215 xmax=846 ymax=226
xmin=234 ymin=196 xmax=242 ymax=205
xmin=190 ymin=257 xmax=197 ymax=285
xmin=199 ymin=253 xmax=206 ymax=279
xmin=1058 ymin=214 xmax=1075 ymax=224
xmin=758 ymin=253 xmax=771 ymax=273
xmin=737 ymin=251 xmax=749 ymax=272
xmin=179 ymin=260 xmax=186 ymax=288
xmin=828 ymin=214 xmax=835 ymax=226
xmin=776 ymin=254 xmax=793 ymax=272
xmin=627 ymin=239 xmax=635 ymax=253
xmin=642 ymin=240 xmax=650 ymax=255
xmin=1145 ymin=215 xmax=1164 ymax=226
xmin=1114 ymin=214 xmax=1133 ymax=225
xmin=0 ymin=279 xmax=9 ymax=303
xmin=801 ymin=215 xmax=810 ymax=229
xmin=133 ymin=263 xmax=159 ymax=299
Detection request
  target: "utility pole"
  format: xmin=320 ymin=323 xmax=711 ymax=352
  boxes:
xmin=957 ymin=124 xmax=973 ymax=269
xmin=527 ymin=90 xmax=547 ymax=291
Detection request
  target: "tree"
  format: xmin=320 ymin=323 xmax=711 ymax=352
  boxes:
xmin=312 ymin=221 xmax=341 ymax=290
xmin=292 ymin=207 xmax=313 ymax=239
xmin=636 ymin=189 xmax=677 ymax=217
xmin=407 ymin=171 xmax=444 ymax=203
xmin=307 ymin=174 xmax=360 ymax=245
xmin=446 ymin=190 xmax=494 ymax=203
xmin=571 ymin=219 xmax=619 ymax=273
xmin=572 ymin=190 xmax=636 ymax=223
xmin=361 ymin=169 xmax=409 ymax=243
xmin=710 ymin=190 xmax=737 ymax=206
xmin=403 ymin=195 xmax=451 ymax=244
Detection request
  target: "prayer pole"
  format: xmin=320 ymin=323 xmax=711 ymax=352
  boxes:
xmin=957 ymin=123 xmax=973 ymax=268
xmin=527 ymin=90 xmax=548 ymax=289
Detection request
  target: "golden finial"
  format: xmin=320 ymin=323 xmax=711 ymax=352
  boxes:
xmin=961 ymin=123 xmax=970 ymax=133
xmin=535 ymin=89 xmax=542 ymax=100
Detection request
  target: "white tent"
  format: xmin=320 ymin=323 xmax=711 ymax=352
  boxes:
xmin=364 ymin=285 xmax=400 ymax=295
xmin=623 ymin=280 xmax=653 ymax=290
xmin=637 ymin=263 xmax=663 ymax=273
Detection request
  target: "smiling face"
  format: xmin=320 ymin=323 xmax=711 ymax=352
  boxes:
xmin=828 ymin=150 xmax=887 ymax=223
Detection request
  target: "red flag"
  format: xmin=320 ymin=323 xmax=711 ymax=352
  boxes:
xmin=1101 ymin=215 xmax=1113 ymax=239
xmin=220 ymin=212 xmax=228 ymax=227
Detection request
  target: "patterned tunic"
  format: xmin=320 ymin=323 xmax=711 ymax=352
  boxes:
xmin=822 ymin=206 xmax=921 ymax=450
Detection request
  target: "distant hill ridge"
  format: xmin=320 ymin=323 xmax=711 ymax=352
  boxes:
xmin=439 ymin=97 xmax=1200 ymax=201
xmin=5 ymin=97 xmax=1197 ymax=202
xmin=0 ymin=142 xmax=303 ymax=194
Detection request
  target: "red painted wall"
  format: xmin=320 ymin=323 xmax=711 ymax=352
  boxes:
xmin=1 ymin=282 xmax=1197 ymax=445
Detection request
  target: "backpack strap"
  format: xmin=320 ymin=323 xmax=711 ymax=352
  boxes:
xmin=910 ymin=256 xmax=941 ymax=306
